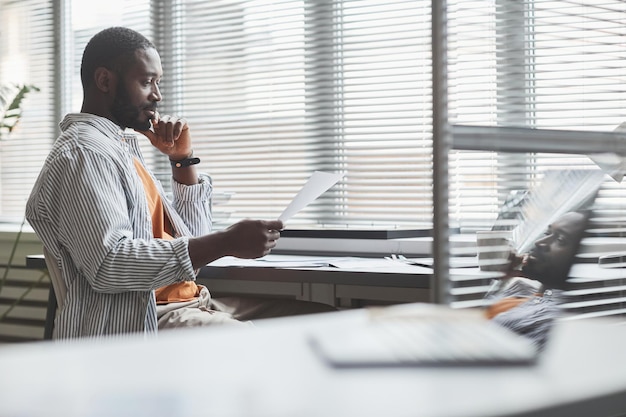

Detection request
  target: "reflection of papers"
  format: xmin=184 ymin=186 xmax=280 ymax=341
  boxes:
xmin=279 ymin=171 xmax=344 ymax=222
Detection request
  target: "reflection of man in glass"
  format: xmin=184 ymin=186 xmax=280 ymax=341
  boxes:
xmin=519 ymin=211 xmax=588 ymax=289
xmin=485 ymin=211 xmax=589 ymax=349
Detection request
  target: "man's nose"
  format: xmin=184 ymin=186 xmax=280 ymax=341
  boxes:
xmin=150 ymin=84 xmax=162 ymax=102
xmin=534 ymin=234 xmax=552 ymax=249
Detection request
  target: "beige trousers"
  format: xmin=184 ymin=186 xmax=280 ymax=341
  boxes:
xmin=156 ymin=286 xmax=336 ymax=330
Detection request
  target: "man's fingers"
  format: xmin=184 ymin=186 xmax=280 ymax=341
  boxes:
xmin=139 ymin=128 xmax=158 ymax=145
xmin=152 ymin=114 xmax=188 ymax=143
xmin=166 ymin=122 xmax=174 ymax=143
xmin=173 ymin=119 xmax=187 ymax=139
xmin=268 ymin=229 xmax=280 ymax=242
xmin=264 ymin=219 xmax=285 ymax=231
xmin=151 ymin=110 xmax=160 ymax=126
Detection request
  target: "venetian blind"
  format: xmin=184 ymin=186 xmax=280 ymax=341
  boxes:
xmin=0 ymin=0 xmax=56 ymax=219
xmin=444 ymin=0 xmax=626 ymax=317
xmin=154 ymin=0 xmax=434 ymax=230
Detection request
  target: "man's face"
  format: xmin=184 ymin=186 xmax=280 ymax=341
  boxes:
xmin=110 ymin=47 xmax=162 ymax=131
xmin=522 ymin=211 xmax=588 ymax=287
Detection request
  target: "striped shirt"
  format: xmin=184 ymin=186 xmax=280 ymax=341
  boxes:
xmin=26 ymin=113 xmax=212 ymax=339
xmin=486 ymin=277 xmax=564 ymax=350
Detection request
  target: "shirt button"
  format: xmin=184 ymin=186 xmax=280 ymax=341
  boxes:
xmin=544 ymin=289 xmax=553 ymax=296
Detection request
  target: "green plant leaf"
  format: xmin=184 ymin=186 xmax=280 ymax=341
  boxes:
xmin=0 ymin=83 xmax=39 ymax=138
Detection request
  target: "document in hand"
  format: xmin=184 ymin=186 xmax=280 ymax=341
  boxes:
xmin=279 ymin=171 xmax=344 ymax=222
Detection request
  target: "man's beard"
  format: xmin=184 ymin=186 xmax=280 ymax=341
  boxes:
xmin=110 ymin=83 xmax=155 ymax=131
xmin=522 ymin=251 xmax=570 ymax=287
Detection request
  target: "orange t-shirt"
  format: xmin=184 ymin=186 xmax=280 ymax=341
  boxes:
xmin=484 ymin=297 xmax=531 ymax=319
xmin=133 ymin=158 xmax=200 ymax=304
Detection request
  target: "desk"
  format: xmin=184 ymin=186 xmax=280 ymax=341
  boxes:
xmin=27 ymin=254 xmax=436 ymax=306
xmin=198 ymin=255 xmax=435 ymax=306
xmin=0 ymin=305 xmax=625 ymax=417
xmin=198 ymin=255 xmax=433 ymax=287
xmin=26 ymin=254 xmax=434 ymax=288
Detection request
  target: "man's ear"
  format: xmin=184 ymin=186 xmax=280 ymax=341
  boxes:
xmin=93 ymin=67 xmax=116 ymax=93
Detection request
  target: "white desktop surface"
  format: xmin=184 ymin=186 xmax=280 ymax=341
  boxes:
xmin=1 ymin=305 xmax=625 ymax=417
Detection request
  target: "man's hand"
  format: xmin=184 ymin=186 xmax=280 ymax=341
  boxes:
xmin=223 ymin=219 xmax=284 ymax=259
xmin=187 ymin=219 xmax=285 ymax=269
xmin=138 ymin=112 xmax=192 ymax=160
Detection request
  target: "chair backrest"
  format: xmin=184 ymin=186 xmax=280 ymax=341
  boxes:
xmin=43 ymin=247 xmax=67 ymax=310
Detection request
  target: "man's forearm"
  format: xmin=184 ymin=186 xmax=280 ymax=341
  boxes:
xmin=187 ymin=231 xmax=231 ymax=269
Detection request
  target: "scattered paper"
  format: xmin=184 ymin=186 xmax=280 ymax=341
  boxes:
xmin=208 ymin=255 xmax=434 ymax=272
xmin=279 ymin=171 xmax=344 ymax=222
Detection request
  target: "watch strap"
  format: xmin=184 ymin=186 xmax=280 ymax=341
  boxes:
xmin=170 ymin=156 xmax=200 ymax=168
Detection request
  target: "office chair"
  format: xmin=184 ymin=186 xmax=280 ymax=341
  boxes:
xmin=42 ymin=247 xmax=67 ymax=340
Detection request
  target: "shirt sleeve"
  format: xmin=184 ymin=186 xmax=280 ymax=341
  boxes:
xmin=49 ymin=147 xmax=197 ymax=293
xmin=170 ymin=172 xmax=213 ymax=237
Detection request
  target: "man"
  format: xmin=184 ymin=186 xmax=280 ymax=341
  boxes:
xmin=26 ymin=27 xmax=332 ymax=340
xmin=484 ymin=210 xmax=590 ymax=348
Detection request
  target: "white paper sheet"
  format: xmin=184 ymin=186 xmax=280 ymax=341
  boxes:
xmin=279 ymin=171 xmax=344 ymax=222
xmin=208 ymin=255 xmax=434 ymax=272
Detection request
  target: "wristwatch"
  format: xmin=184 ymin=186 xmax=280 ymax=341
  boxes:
xmin=170 ymin=155 xmax=200 ymax=168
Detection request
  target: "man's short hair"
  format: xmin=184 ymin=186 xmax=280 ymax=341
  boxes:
xmin=80 ymin=27 xmax=155 ymax=89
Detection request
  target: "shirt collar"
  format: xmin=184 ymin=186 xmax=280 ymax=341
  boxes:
xmin=60 ymin=113 xmax=137 ymax=143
